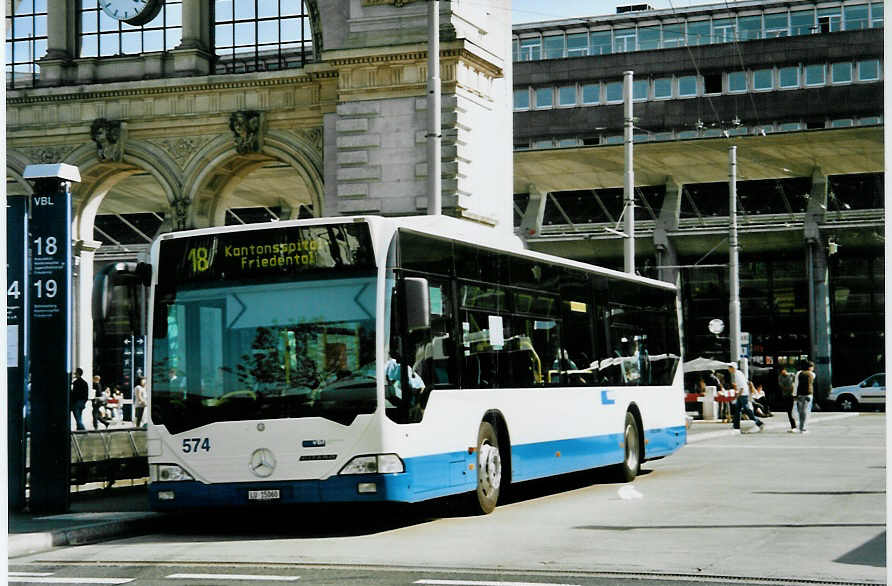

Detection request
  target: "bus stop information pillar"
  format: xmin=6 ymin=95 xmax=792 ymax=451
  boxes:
xmin=23 ymin=163 xmax=80 ymax=514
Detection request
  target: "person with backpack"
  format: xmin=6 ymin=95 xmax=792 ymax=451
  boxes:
xmin=777 ymin=367 xmax=797 ymax=432
xmin=792 ymin=361 xmax=816 ymax=433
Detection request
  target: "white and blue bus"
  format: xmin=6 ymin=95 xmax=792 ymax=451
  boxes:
xmin=146 ymin=215 xmax=685 ymax=513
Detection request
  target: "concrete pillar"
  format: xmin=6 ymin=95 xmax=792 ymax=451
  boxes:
xmin=519 ymin=184 xmax=548 ymax=242
xmin=654 ymin=178 xmax=681 ymax=284
xmin=804 ymin=169 xmax=832 ymax=403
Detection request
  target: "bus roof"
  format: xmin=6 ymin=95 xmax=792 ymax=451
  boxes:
xmin=155 ymin=215 xmax=676 ymax=292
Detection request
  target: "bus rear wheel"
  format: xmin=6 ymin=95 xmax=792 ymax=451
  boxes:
xmin=474 ymin=421 xmax=502 ymax=514
xmin=612 ymin=411 xmax=641 ymax=483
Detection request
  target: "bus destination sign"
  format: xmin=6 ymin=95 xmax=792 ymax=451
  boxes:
xmin=159 ymin=223 xmax=375 ymax=287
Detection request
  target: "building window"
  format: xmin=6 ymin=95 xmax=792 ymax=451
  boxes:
xmin=214 ymin=1 xmax=312 ymax=74
xmin=857 ymin=116 xmax=881 ymax=126
xmin=871 ymin=3 xmax=883 ymax=27
xmin=514 ymin=88 xmax=530 ymax=110
xmin=638 ymin=26 xmax=661 ymax=50
xmin=858 ymin=59 xmax=880 ymax=81
xmin=712 ymin=18 xmax=735 ymax=43
xmin=558 ymin=85 xmax=577 ymax=106
xmin=6 ymin=0 xmax=48 ymax=88
xmin=805 ymin=64 xmax=825 ymax=86
xmin=779 ymin=66 xmax=799 ymax=88
xmin=590 ymin=31 xmax=612 ymax=55
xmin=687 ymin=20 xmax=711 ymax=45
xmin=79 ymin=0 xmax=183 ymax=59
xmin=703 ymin=73 xmax=721 ymax=94
xmin=534 ymin=87 xmax=553 ymax=109
xmin=831 ymin=62 xmax=853 ymax=84
xmin=727 ymin=71 xmax=747 ymax=92
xmin=753 ymin=68 xmax=773 ymax=91
xmin=653 ymin=77 xmax=672 ymax=99
xmin=566 ymin=32 xmax=589 ymax=57
xmin=737 ymin=15 xmax=762 ymax=41
xmin=614 ymin=29 xmax=636 ymax=52
xmin=830 ymin=118 xmax=854 ymax=128
xmin=532 ymin=139 xmax=554 ymax=149
xmin=663 ymin=23 xmax=685 ymax=47
xmin=790 ymin=9 xmax=815 ymax=35
xmin=678 ymin=75 xmax=697 ymax=96
xmin=582 ymin=83 xmax=600 ymax=104
xmin=518 ymin=37 xmax=541 ymax=61
xmin=543 ymin=35 xmax=564 ymax=59
xmin=764 ymin=12 xmax=789 ymax=38
xmin=633 ymin=79 xmax=648 ymax=101
xmin=817 ymin=8 xmax=842 ymax=33
xmin=779 ymin=122 xmax=803 ymax=132
xmin=605 ymin=81 xmax=623 ymax=102
xmin=678 ymin=130 xmax=699 ymax=139
xmin=844 ymin=4 xmax=870 ymax=29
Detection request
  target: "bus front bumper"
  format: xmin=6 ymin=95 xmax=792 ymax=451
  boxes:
xmin=148 ymin=474 xmax=412 ymax=510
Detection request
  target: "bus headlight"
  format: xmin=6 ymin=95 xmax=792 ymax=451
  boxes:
xmin=338 ymin=454 xmax=404 ymax=475
xmin=150 ymin=464 xmax=194 ymax=482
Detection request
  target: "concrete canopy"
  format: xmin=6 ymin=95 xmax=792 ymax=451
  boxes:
xmin=514 ymin=126 xmax=883 ymax=194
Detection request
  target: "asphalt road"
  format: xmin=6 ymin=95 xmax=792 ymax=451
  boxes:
xmin=9 ymin=413 xmax=886 ymax=585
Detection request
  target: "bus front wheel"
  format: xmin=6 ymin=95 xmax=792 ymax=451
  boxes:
xmin=612 ymin=411 xmax=641 ymax=483
xmin=474 ymin=421 xmax=502 ymax=514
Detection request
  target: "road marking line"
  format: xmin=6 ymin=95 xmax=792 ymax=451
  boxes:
xmin=166 ymin=574 xmax=299 ymax=582
xmin=413 ymin=580 xmax=578 ymax=586
xmin=7 ymin=578 xmax=133 ymax=584
xmin=686 ymin=445 xmax=884 ymax=449
xmin=8 ymin=573 xmax=55 ymax=577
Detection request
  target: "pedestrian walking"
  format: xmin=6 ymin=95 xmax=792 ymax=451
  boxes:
xmin=70 ymin=368 xmax=89 ymax=430
xmin=730 ymin=363 xmax=764 ymax=433
xmin=777 ymin=367 xmax=797 ymax=432
xmin=793 ymin=361 xmax=816 ymax=433
xmin=134 ymin=377 xmax=147 ymax=427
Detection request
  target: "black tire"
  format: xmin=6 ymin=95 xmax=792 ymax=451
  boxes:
xmin=612 ymin=412 xmax=641 ymax=483
xmin=473 ymin=421 xmax=502 ymax=514
xmin=836 ymin=394 xmax=859 ymax=412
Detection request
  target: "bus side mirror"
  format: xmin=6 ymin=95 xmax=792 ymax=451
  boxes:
xmin=404 ymin=277 xmax=430 ymax=333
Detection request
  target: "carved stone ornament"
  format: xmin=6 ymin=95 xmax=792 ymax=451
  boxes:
xmin=171 ymin=197 xmax=190 ymax=231
xmin=90 ymin=118 xmax=126 ymax=162
xmin=229 ymin=111 xmax=265 ymax=154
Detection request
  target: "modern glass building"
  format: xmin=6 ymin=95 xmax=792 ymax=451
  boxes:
xmin=511 ymin=0 xmax=884 ymax=401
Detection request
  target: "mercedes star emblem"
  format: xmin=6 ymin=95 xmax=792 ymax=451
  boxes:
xmin=249 ymin=448 xmax=276 ymax=478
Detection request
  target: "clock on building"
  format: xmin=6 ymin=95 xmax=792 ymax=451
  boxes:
xmin=100 ymin=0 xmax=163 ymax=26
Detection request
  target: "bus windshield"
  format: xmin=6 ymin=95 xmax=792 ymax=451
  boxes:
xmin=150 ymin=223 xmax=378 ymax=434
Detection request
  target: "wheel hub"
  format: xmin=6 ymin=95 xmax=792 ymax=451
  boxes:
xmin=478 ymin=441 xmax=501 ymax=495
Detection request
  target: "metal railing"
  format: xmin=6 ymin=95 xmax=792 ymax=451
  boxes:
xmin=69 ymin=428 xmax=148 ymax=487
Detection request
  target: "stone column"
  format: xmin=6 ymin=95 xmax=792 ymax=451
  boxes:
xmin=172 ymin=1 xmax=211 ymax=75
xmin=39 ymin=0 xmax=75 ymax=85
xmin=75 ymin=240 xmax=102 ymax=400
xmin=314 ymin=0 xmax=513 ymax=230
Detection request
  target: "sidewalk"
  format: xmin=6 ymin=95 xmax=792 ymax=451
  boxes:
xmin=685 ymin=409 xmax=860 ymax=443
xmin=8 ymin=412 xmax=862 ymax=559
xmin=8 ymin=484 xmax=159 ymax=559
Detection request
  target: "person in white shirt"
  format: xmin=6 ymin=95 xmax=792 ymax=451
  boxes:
xmin=729 ymin=363 xmax=764 ymax=433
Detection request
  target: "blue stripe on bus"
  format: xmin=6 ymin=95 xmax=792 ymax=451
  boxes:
xmin=148 ymin=425 xmax=686 ymax=509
